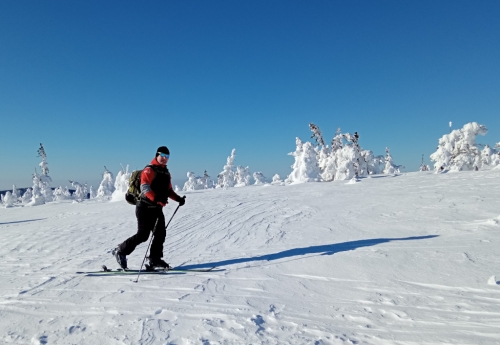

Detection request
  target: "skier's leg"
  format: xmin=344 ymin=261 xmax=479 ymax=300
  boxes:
xmin=118 ymin=204 xmax=156 ymax=256
xmin=149 ymin=208 xmax=166 ymax=259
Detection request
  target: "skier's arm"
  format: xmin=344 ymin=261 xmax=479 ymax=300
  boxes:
xmin=140 ymin=167 xmax=156 ymax=202
xmin=168 ymin=182 xmax=180 ymax=201
xmin=168 ymin=180 xmax=185 ymax=205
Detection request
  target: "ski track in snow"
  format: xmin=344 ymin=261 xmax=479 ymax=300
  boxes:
xmin=1 ymin=170 xmax=500 ymax=344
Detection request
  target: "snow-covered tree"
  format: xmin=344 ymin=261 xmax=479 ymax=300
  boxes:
xmin=271 ymin=174 xmax=284 ymax=185
xmin=430 ymin=122 xmax=488 ymax=172
xmin=216 ymin=149 xmax=237 ymax=189
xmin=89 ymin=186 xmax=96 ymax=199
xmin=202 ymin=170 xmax=215 ymax=189
xmin=28 ymin=171 xmax=45 ymax=206
xmin=481 ymin=145 xmax=500 ymax=167
xmin=111 ymin=165 xmax=131 ymax=202
xmin=235 ymin=166 xmax=252 ymax=187
xmin=286 ymin=138 xmax=321 ymax=184
xmin=309 ymin=123 xmax=326 ymax=147
xmin=96 ymin=167 xmax=115 ymax=198
xmin=3 ymin=191 xmax=15 ymax=208
xmin=183 ymin=172 xmax=204 ymax=191
xmin=53 ymin=186 xmax=72 ymax=201
xmin=69 ymin=180 xmax=88 ymax=201
xmin=12 ymin=185 xmax=21 ymax=203
xmin=419 ymin=154 xmax=431 ymax=172
xmin=37 ymin=143 xmax=53 ymax=202
xmin=253 ymin=172 xmax=267 ymax=185
xmin=383 ymin=147 xmax=404 ymax=174
xmin=334 ymin=144 xmax=359 ymax=180
xmin=21 ymin=188 xmax=32 ymax=204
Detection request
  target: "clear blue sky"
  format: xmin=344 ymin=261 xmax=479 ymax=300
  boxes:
xmin=1 ymin=0 xmax=499 ymax=190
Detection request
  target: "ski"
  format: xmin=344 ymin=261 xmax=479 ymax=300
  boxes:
xmin=76 ymin=265 xmax=218 ymax=276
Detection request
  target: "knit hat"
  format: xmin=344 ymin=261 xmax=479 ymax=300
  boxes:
xmin=156 ymin=146 xmax=170 ymax=157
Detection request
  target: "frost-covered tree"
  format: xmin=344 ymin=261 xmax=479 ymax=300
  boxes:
xmin=286 ymin=138 xmax=321 ymax=184
xmin=481 ymin=145 xmax=500 ymax=167
xmin=235 ymin=166 xmax=252 ymax=187
xmin=37 ymin=143 xmax=53 ymax=202
xmin=202 ymin=170 xmax=215 ymax=189
xmin=271 ymin=174 xmax=284 ymax=185
xmin=69 ymin=180 xmax=88 ymax=201
xmin=383 ymin=147 xmax=404 ymax=174
xmin=53 ymin=186 xmax=72 ymax=201
xmin=3 ymin=191 xmax=15 ymax=208
xmin=430 ymin=122 xmax=488 ymax=172
xmin=12 ymin=185 xmax=21 ymax=203
xmin=216 ymin=149 xmax=236 ymax=189
xmin=253 ymin=172 xmax=267 ymax=185
xmin=309 ymin=123 xmax=326 ymax=147
xmin=89 ymin=186 xmax=96 ymax=199
xmin=419 ymin=154 xmax=431 ymax=172
xmin=21 ymin=188 xmax=32 ymax=204
xmin=334 ymin=144 xmax=359 ymax=180
xmin=96 ymin=166 xmax=115 ymax=198
xmin=111 ymin=165 xmax=131 ymax=202
xmin=28 ymin=171 xmax=45 ymax=206
xmin=183 ymin=172 xmax=204 ymax=191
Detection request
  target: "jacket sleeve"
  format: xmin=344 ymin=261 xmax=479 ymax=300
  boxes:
xmin=140 ymin=167 xmax=156 ymax=202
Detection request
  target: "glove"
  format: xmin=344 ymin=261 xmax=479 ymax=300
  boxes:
xmin=177 ymin=196 xmax=186 ymax=206
xmin=157 ymin=201 xmax=167 ymax=207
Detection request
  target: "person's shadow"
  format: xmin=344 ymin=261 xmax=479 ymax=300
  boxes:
xmin=179 ymin=235 xmax=438 ymax=270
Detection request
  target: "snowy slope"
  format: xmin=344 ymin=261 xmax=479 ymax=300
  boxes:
xmin=1 ymin=170 xmax=500 ymax=345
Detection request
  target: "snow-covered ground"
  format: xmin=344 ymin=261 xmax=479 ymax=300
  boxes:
xmin=1 ymin=170 xmax=500 ymax=345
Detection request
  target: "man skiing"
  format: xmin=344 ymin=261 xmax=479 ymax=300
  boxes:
xmin=113 ymin=146 xmax=185 ymax=270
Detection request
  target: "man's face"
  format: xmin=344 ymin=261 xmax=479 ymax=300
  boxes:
xmin=157 ymin=153 xmax=169 ymax=165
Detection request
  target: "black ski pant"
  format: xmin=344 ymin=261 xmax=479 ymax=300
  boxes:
xmin=118 ymin=203 xmax=166 ymax=259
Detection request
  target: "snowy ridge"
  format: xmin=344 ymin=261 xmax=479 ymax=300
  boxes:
xmin=1 ymin=170 xmax=500 ymax=344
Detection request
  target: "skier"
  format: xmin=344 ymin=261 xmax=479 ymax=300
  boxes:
xmin=113 ymin=146 xmax=185 ymax=270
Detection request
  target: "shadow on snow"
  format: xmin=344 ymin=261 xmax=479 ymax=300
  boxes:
xmin=0 ymin=218 xmax=46 ymax=225
xmin=179 ymin=235 xmax=439 ymax=270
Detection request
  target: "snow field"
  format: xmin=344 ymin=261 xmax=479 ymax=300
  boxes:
xmin=1 ymin=170 xmax=500 ymax=344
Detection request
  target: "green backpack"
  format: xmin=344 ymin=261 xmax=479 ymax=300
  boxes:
xmin=125 ymin=165 xmax=155 ymax=205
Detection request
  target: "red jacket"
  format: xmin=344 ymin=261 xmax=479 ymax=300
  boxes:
xmin=141 ymin=158 xmax=179 ymax=203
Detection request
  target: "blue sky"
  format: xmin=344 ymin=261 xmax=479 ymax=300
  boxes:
xmin=1 ymin=1 xmax=499 ymax=190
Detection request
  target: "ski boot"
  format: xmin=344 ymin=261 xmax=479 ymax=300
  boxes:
xmin=112 ymin=247 xmax=128 ymax=270
xmin=146 ymin=257 xmax=171 ymax=271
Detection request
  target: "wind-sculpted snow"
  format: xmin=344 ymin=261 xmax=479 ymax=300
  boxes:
xmin=1 ymin=170 xmax=500 ymax=344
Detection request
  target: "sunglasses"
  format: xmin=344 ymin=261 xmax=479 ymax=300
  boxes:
xmin=158 ymin=153 xmax=170 ymax=158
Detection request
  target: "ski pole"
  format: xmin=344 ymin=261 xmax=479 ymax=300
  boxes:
xmin=134 ymin=200 xmax=183 ymax=283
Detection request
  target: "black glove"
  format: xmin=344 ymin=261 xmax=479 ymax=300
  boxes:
xmin=177 ymin=195 xmax=186 ymax=206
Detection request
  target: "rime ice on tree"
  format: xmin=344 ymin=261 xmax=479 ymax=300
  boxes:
xmin=37 ymin=143 xmax=53 ymax=202
xmin=286 ymin=138 xmax=321 ymax=184
xmin=96 ymin=167 xmax=115 ymax=198
xmin=235 ymin=166 xmax=252 ymax=187
xmin=28 ymin=171 xmax=45 ymax=206
xmin=3 ymin=191 xmax=15 ymax=208
xmin=481 ymin=145 xmax=500 ymax=167
xmin=202 ymin=170 xmax=215 ymax=189
xmin=430 ymin=122 xmax=488 ymax=172
xmin=183 ymin=172 xmax=203 ymax=191
xmin=69 ymin=180 xmax=89 ymax=201
xmin=383 ymin=147 xmax=404 ymax=174
xmin=111 ymin=165 xmax=131 ymax=202
xmin=21 ymin=188 xmax=33 ymax=204
xmin=271 ymin=174 xmax=284 ymax=185
xmin=253 ymin=172 xmax=267 ymax=185
xmin=419 ymin=154 xmax=431 ymax=172
xmin=216 ymin=149 xmax=237 ymax=189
